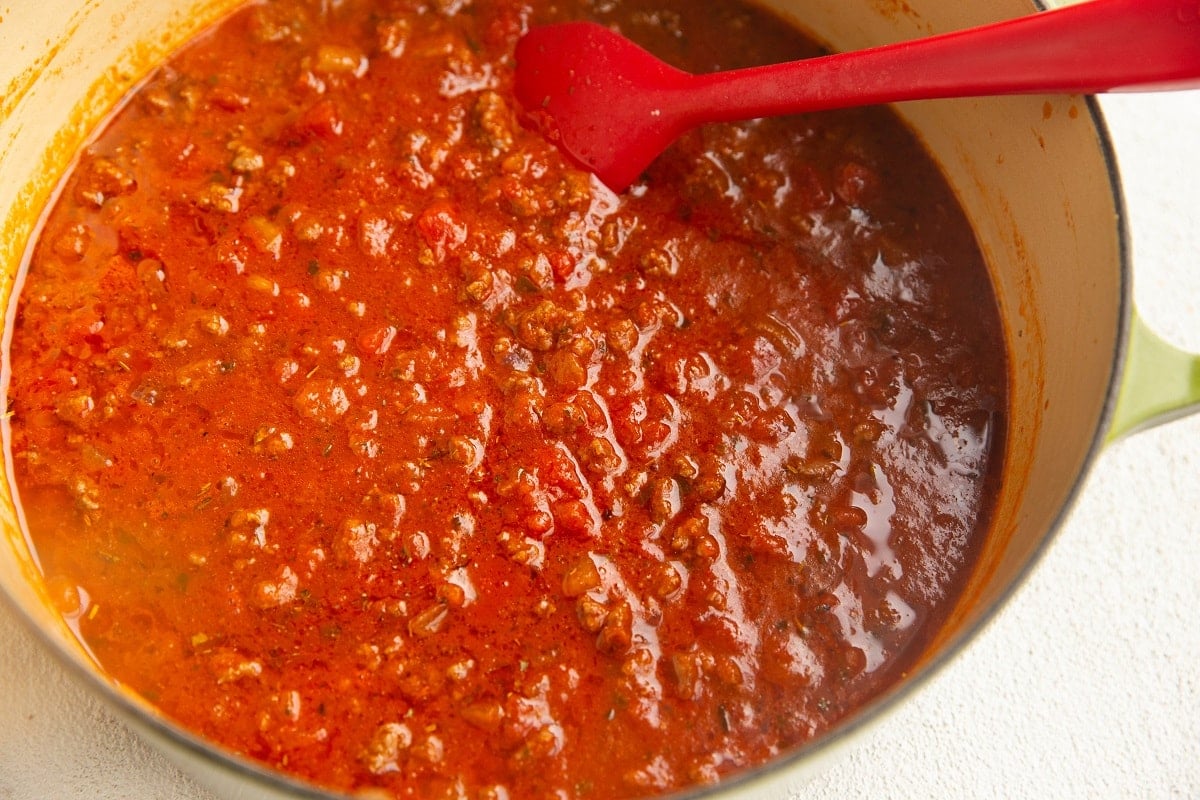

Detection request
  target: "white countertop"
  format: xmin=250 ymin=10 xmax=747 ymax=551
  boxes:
xmin=1 ymin=90 xmax=1198 ymax=800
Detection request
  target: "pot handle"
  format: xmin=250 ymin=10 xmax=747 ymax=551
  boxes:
xmin=1107 ymin=311 xmax=1200 ymax=442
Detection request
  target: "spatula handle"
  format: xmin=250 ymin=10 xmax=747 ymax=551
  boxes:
xmin=690 ymin=0 xmax=1200 ymax=123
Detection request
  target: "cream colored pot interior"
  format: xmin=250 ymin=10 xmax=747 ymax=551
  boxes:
xmin=0 ymin=0 xmax=1123 ymax=797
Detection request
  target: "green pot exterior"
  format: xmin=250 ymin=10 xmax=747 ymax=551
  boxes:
xmin=1108 ymin=313 xmax=1200 ymax=443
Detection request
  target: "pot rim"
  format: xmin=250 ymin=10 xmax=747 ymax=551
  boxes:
xmin=0 ymin=7 xmax=1133 ymax=800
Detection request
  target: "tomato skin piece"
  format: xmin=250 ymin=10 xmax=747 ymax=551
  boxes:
xmin=293 ymin=99 xmax=344 ymax=142
xmin=417 ymin=202 xmax=468 ymax=261
xmin=358 ymin=325 xmax=397 ymax=356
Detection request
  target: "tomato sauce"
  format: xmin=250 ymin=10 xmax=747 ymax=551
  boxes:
xmin=4 ymin=0 xmax=1007 ymax=797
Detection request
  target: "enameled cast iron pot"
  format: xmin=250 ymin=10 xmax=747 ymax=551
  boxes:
xmin=2 ymin=0 xmax=1198 ymax=797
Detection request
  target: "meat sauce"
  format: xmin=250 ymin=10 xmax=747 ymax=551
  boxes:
xmin=4 ymin=0 xmax=1007 ymax=797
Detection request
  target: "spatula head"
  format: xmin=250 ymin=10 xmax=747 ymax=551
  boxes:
xmin=514 ymin=22 xmax=694 ymax=191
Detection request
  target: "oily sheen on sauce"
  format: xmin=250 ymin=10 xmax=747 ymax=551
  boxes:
xmin=5 ymin=0 xmax=1007 ymax=797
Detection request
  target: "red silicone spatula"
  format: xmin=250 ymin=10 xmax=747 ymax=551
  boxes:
xmin=514 ymin=0 xmax=1200 ymax=192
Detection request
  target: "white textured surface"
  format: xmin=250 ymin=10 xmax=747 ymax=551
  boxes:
xmin=1 ymin=94 xmax=1198 ymax=800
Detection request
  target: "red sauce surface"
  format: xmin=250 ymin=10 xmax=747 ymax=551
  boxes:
xmin=5 ymin=0 xmax=1007 ymax=797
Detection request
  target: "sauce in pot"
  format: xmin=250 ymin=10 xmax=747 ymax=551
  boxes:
xmin=5 ymin=0 xmax=1007 ymax=796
